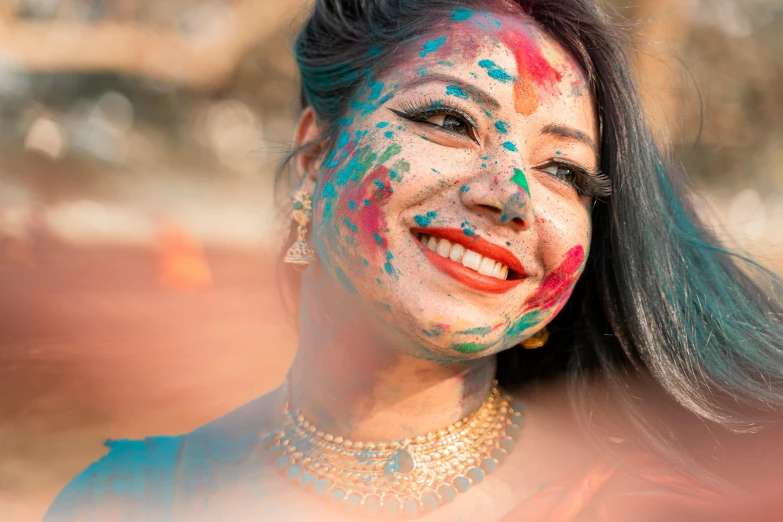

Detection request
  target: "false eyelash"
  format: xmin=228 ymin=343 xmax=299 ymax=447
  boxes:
xmin=389 ymin=97 xmax=479 ymax=130
xmin=542 ymin=158 xmax=613 ymax=198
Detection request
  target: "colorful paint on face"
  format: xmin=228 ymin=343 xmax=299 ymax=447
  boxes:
xmin=453 ymin=341 xmax=493 ymax=354
xmin=502 ymin=141 xmax=518 ymax=152
xmin=478 ymin=59 xmax=513 ymax=83
xmin=494 ymin=121 xmax=509 ymax=134
xmin=420 ymin=36 xmax=447 ymax=57
xmin=452 ymin=8 xmax=474 ymax=21
xmin=524 ymin=245 xmax=584 ymax=311
xmin=511 ymin=168 xmax=530 ymax=195
xmin=445 ymin=85 xmax=469 ymax=99
xmin=414 ymin=211 xmax=438 ymax=227
xmin=495 ymin=25 xmax=563 ymax=116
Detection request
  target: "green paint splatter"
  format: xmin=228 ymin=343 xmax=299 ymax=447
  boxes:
xmin=457 ymin=326 xmax=492 ymax=336
xmin=511 ymin=168 xmax=530 ymax=195
xmin=377 ymin=143 xmax=402 ymax=167
xmin=453 ymin=342 xmax=491 ymax=354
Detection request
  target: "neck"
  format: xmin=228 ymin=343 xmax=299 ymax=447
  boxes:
xmin=289 ymin=277 xmax=497 ymax=442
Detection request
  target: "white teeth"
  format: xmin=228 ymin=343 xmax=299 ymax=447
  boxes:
xmin=462 ymin=250 xmax=481 ymax=270
xmin=449 ymin=243 xmax=465 ymax=263
xmin=418 ymin=233 xmax=510 ymax=281
xmin=478 ymin=257 xmax=496 ymax=276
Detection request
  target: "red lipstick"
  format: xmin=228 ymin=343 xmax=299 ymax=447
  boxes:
xmin=412 ymin=227 xmax=527 ymax=294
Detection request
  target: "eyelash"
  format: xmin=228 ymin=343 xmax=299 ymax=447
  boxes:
xmin=535 ymin=158 xmax=612 ymax=198
xmin=389 ymin=98 xmax=612 ymax=198
xmin=389 ymin=97 xmax=479 ymax=142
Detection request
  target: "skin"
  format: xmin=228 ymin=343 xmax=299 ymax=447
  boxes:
xmin=287 ymin=10 xmax=597 ymax=464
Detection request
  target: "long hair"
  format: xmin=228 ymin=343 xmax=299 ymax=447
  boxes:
xmin=278 ymin=0 xmax=783 ymax=480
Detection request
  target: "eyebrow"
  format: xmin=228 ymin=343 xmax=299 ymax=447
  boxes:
xmin=542 ymin=123 xmax=598 ymax=154
xmin=397 ymin=73 xmax=501 ymax=110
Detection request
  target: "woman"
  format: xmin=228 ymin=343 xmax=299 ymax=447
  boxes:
xmin=45 ymin=0 xmax=783 ymax=520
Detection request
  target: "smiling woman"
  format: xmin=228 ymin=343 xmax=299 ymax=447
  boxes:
xmin=44 ymin=1 xmax=783 ymax=521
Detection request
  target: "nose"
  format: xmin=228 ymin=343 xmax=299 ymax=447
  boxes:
xmin=460 ymin=167 xmax=533 ymax=231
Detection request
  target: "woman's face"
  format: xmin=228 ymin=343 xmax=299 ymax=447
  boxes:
xmin=305 ymin=11 xmax=602 ymax=361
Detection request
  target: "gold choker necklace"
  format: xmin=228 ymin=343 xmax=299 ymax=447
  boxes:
xmin=263 ymin=380 xmax=524 ymax=519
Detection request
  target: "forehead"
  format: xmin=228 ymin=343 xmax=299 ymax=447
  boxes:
xmin=384 ymin=12 xmax=595 ymax=135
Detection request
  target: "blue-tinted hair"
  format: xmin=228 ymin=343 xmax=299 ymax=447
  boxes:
xmin=281 ymin=0 xmax=783 ymax=480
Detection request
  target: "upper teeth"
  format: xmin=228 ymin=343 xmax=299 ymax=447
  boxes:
xmin=418 ymin=233 xmax=510 ymax=280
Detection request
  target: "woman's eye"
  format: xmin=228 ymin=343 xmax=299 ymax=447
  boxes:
xmin=426 ymin=114 xmax=470 ymax=136
xmin=540 ymin=164 xmax=578 ymax=184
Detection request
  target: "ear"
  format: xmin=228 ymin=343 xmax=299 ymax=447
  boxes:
xmin=289 ymin=107 xmax=326 ymax=197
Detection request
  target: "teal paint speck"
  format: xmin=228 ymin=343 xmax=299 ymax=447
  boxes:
xmin=556 ymin=151 xmax=561 ymax=155
xmin=420 ymin=36 xmax=447 ymax=57
xmin=446 ymin=85 xmax=469 ymax=99
xmin=348 ymin=200 xmax=355 ymax=209
xmin=478 ymin=59 xmax=513 ymax=83
xmin=368 ymin=82 xmax=384 ymax=101
xmin=335 ymin=266 xmax=357 ymax=293
xmin=376 ymin=122 xmax=389 ymax=128
xmin=384 ymin=131 xmax=394 ymax=139
xmin=362 ymin=258 xmax=369 ymax=266
xmin=337 ymin=130 xmax=350 ymax=149
xmin=339 ymin=115 xmax=354 ymax=126
xmin=503 ymin=141 xmax=518 ymax=152
xmin=375 ymin=180 xmax=385 ymax=189
xmin=374 ymin=233 xmax=383 ymax=244
xmin=364 ymin=199 xmax=371 ymax=206
xmin=343 ymin=218 xmax=357 ymax=233
xmin=452 ymin=8 xmax=473 ymax=21
xmin=322 ymin=183 xmax=337 ymax=198
xmin=461 ymin=185 xmax=470 ymax=192
xmin=463 ymin=229 xmax=475 ymax=236
xmin=495 ymin=121 xmax=509 ymax=134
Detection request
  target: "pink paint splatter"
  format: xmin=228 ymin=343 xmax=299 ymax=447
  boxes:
xmin=335 ymin=166 xmax=393 ymax=261
xmin=524 ymin=245 xmax=584 ymax=311
xmin=495 ymin=26 xmax=563 ymax=116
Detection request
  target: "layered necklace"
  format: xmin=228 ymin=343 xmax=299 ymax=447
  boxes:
xmin=262 ymin=380 xmax=524 ymax=519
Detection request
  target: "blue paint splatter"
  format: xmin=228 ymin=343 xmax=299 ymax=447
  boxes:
xmin=463 ymin=228 xmax=475 ymax=236
xmin=322 ymin=183 xmax=337 ymax=198
xmin=461 ymin=185 xmax=470 ymax=192
xmin=414 ymin=211 xmax=437 ymax=226
xmin=446 ymin=85 xmax=469 ymax=99
xmin=384 ymin=131 xmax=394 ymax=139
xmin=374 ymin=179 xmax=386 ymax=190
xmin=335 ymin=266 xmax=357 ymax=293
xmin=368 ymin=81 xmax=384 ymax=101
xmin=376 ymin=122 xmax=389 ymax=128
xmin=364 ymin=199 xmax=371 ymax=206
xmin=478 ymin=59 xmax=513 ymax=83
xmin=373 ymin=233 xmax=383 ymax=244
xmin=420 ymin=36 xmax=447 ymax=57
xmin=495 ymin=121 xmax=509 ymax=134
xmin=348 ymin=200 xmax=355 ymax=209
xmin=343 ymin=217 xmax=357 ymax=233
xmin=452 ymin=8 xmax=474 ymax=21
xmin=339 ymin=115 xmax=354 ymax=127
xmin=503 ymin=141 xmax=518 ymax=152
xmin=337 ymin=130 xmax=350 ymax=149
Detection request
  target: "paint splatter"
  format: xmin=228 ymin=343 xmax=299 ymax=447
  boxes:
xmin=420 ymin=36 xmax=447 ymax=57
xmin=446 ymin=85 xmax=469 ymax=99
xmin=376 ymin=122 xmax=389 ymax=128
xmin=384 ymin=131 xmax=394 ymax=139
xmin=334 ymin=266 xmax=357 ymax=293
xmin=495 ymin=26 xmax=563 ymax=116
xmin=414 ymin=211 xmax=438 ymax=227
xmin=461 ymin=185 xmax=470 ymax=192
xmin=452 ymin=8 xmax=474 ymax=21
xmin=494 ymin=121 xmax=509 ymax=134
xmin=453 ymin=342 xmax=492 ymax=354
xmin=503 ymin=141 xmax=518 ymax=152
xmin=457 ymin=326 xmax=492 ymax=336
xmin=511 ymin=168 xmax=530 ymax=195
xmin=478 ymin=59 xmax=513 ymax=83
xmin=524 ymin=245 xmax=584 ymax=310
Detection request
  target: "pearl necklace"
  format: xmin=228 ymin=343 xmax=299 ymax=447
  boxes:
xmin=262 ymin=380 xmax=524 ymax=519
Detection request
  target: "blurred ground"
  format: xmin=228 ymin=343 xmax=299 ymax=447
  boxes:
xmin=0 ymin=242 xmax=296 ymax=521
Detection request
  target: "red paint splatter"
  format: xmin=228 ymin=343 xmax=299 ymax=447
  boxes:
xmin=435 ymin=323 xmax=453 ymax=334
xmin=335 ymin=166 xmax=393 ymax=261
xmin=524 ymin=245 xmax=584 ymax=311
xmin=496 ymin=27 xmax=563 ymax=116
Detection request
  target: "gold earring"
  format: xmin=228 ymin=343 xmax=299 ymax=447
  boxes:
xmin=284 ymin=189 xmax=318 ymax=266
xmin=521 ymin=327 xmax=549 ymax=349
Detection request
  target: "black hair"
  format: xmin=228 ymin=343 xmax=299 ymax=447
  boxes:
xmin=279 ymin=0 xmax=783 ymax=483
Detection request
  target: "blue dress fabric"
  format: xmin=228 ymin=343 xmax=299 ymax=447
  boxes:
xmin=44 ymin=393 xmax=280 ymax=522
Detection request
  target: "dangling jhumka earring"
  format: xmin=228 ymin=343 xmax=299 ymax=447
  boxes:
xmin=521 ymin=326 xmax=549 ymax=349
xmin=284 ymin=189 xmax=318 ymax=266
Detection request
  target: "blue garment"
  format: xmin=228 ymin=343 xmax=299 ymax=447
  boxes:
xmin=44 ymin=392 xmax=280 ymax=521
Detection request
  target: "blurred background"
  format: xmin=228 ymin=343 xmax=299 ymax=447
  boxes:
xmin=1 ymin=0 xmax=782 ymax=520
